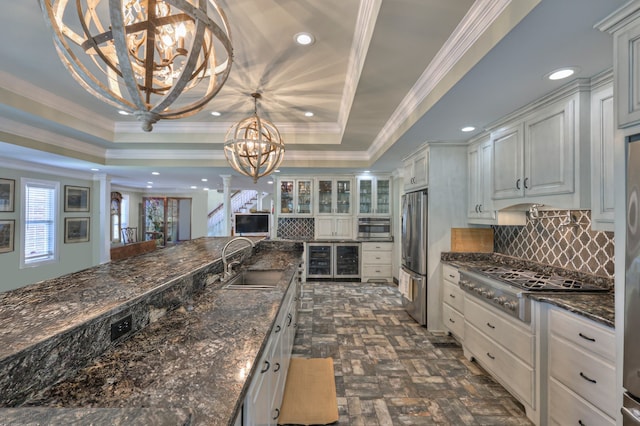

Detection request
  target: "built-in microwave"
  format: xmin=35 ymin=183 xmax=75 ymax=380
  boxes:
xmin=357 ymin=217 xmax=391 ymax=240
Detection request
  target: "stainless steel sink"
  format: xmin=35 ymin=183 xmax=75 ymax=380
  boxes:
xmin=223 ymin=270 xmax=284 ymax=289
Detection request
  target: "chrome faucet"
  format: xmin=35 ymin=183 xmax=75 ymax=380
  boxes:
xmin=221 ymin=236 xmax=256 ymax=281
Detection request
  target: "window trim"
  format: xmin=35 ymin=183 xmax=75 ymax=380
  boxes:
xmin=20 ymin=178 xmax=60 ymax=268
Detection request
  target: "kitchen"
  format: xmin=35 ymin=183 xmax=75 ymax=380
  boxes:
xmin=2 ymin=0 xmax=633 ymax=424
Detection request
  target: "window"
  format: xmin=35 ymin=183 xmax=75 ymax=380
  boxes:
xmin=22 ymin=179 xmax=59 ymax=267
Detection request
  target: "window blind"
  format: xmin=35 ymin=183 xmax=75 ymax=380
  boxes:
xmin=24 ymin=182 xmax=57 ymax=264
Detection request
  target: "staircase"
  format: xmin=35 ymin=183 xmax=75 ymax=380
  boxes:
xmin=208 ymin=190 xmax=262 ymax=236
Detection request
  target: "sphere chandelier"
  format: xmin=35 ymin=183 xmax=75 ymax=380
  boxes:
xmin=38 ymin=0 xmax=233 ymax=132
xmin=224 ymin=93 xmax=285 ymax=183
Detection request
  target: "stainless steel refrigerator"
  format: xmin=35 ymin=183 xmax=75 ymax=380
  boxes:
xmin=401 ymin=189 xmax=428 ymax=325
xmin=625 ymin=134 xmax=640 ymax=424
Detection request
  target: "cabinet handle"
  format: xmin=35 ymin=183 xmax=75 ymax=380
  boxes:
xmin=449 ymin=318 xmax=455 ymax=324
xmin=273 ymin=408 xmax=280 ymax=420
xmin=287 ymin=313 xmax=293 ymax=326
xmin=579 ymin=372 xmax=597 ymax=384
xmin=273 ymin=362 xmax=281 ymax=372
xmin=578 ymin=421 xmax=586 ymax=426
xmin=487 ymin=352 xmax=495 ymax=360
xmin=578 ymin=332 xmax=595 ymax=342
xmin=474 ymin=204 xmax=479 ymax=213
xmin=449 ymin=294 xmax=456 ymax=299
xmin=275 ymin=325 xmax=281 ymax=333
xmin=478 ymin=204 xmax=482 ymax=212
xmin=261 ymin=360 xmax=270 ymax=373
xmin=448 ymin=274 xmax=455 ymax=279
xmin=524 ymin=177 xmax=529 ymax=189
xmin=486 ymin=322 xmax=495 ymax=329
xmin=516 ymin=178 xmax=521 ymax=190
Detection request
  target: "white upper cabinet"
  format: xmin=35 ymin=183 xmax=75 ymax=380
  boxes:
xmin=590 ymin=78 xmax=615 ymax=231
xmin=403 ymin=146 xmax=429 ymax=192
xmin=356 ymin=175 xmax=392 ymax=216
xmin=468 ymin=136 xmax=496 ymax=222
xmin=490 ymin=90 xmax=590 ymax=210
xmin=315 ymin=177 xmax=353 ymax=215
xmin=276 ymin=178 xmax=313 ymax=216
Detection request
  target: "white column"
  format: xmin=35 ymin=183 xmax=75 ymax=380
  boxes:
xmin=94 ymin=173 xmax=111 ymax=264
xmin=221 ymin=174 xmax=232 ymax=236
xmin=257 ymin=192 xmax=263 ymax=211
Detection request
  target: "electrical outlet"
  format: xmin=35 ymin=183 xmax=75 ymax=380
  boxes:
xmin=111 ymin=314 xmax=132 ymax=341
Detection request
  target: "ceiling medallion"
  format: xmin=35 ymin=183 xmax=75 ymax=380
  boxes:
xmin=224 ymin=93 xmax=285 ymax=183
xmin=38 ymin=0 xmax=233 ymax=132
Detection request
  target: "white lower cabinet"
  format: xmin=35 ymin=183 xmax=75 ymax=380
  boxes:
xmin=546 ymin=305 xmax=615 ymax=424
xmin=463 ymin=296 xmax=537 ymax=422
xmin=361 ymin=242 xmax=392 ymax=282
xmin=243 ymin=277 xmax=298 ymax=426
xmin=441 ymin=263 xmax=464 ymax=341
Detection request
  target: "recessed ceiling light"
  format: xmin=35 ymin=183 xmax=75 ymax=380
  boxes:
xmin=210 ymin=111 xmax=221 ymax=116
xmin=461 ymin=126 xmax=475 ymax=132
xmin=267 ymin=180 xmax=274 ymax=185
xmin=304 ymin=111 xmax=314 ymax=117
xmin=90 ymin=168 xmax=100 ymax=171
xmin=294 ymin=32 xmax=315 ymax=46
xmin=201 ymin=178 xmax=208 ymax=182
xmin=146 ymin=185 xmax=152 ymax=189
xmin=118 ymin=110 xmax=130 ymax=116
xmin=547 ymin=67 xmax=578 ymax=81
xmin=203 ymin=187 xmax=209 ymax=191
xmin=363 ymin=170 xmax=370 ymax=173
xmin=274 ymin=169 xmax=280 ymax=173
xmin=190 ymin=185 xmax=197 ymax=189
xmin=152 ymin=171 xmax=160 ymax=175
xmin=147 ymin=181 xmax=153 ymax=184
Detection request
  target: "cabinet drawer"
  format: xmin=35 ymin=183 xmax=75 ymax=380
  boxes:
xmin=443 ymin=280 xmax=464 ymax=312
xmin=443 ymin=303 xmax=464 ymax=339
xmin=442 ymin=264 xmax=459 ymax=283
xmin=548 ymin=377 xmax=614 ymax=426
xmin=549 ymin=334 xmax=616 ymax=418
xmin=361 ymin=242 xmax=392 ymax=253
xmin=362 ymin=251 xmax=392 ymax=264
xmin=465 ymin=322 xmax=534 ymax=406
xmin=549 ymin=307 xmax=615 ymax=362
xmin=362 ymin=264 xmax=392 ymax=278
xmin=464 ymin=297 xmax=533 ymax=364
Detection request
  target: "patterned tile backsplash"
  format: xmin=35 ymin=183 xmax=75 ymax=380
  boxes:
xmin=277 ymin=217 xmax=315 ymax=240
xmin=493 ymin=210 xmax=614 ymax=279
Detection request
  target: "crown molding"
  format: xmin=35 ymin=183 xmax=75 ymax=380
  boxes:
xmin=367 ymin=0 xmax=533 ymax=160
xmin=0 ymin=157 xmax=95 ymax=181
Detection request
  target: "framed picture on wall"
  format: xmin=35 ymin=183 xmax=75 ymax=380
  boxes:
xmin=64 ymin=217 xmax=90 ymax=243
xmin=64 ymin=185 xmax=90 ymax=212
xmin=0 ymin=178 xmax=15 ymax=212
xmin=0 ymin=220 xmax=14 ymax=253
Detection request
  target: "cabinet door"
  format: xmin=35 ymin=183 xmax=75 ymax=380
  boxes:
xmin=467 ymin=142 xmax=482 ymax=218
xmin=524 ymin=100 xmax=575 ymax=197
xmin=336 ymin=179 xmax=352 ymax=214
xmin=358 ymin=178 xmax=373 ymax=214
xmin=412 ymin=149 xmax=429 ymax=189
xmin=492 ymin=124 xmax=523 ymax=200
xmin=278 ymin=180 xmax=294 ymax=215
xmin=478 ymin=139 xmax=495 ymax=218
xmin=375 ymin=178 xmax=391 ymax=215
xmin=317 ymin=179 xmax=334 ymax=214
xmin=615 ymin=19 xmax=640 ymax=128
xmin=315 ymin=217 xmax=335 ymax=239
xmin=591 ymin=84 xmax=615 ymax=230
xmin=296 ymin=180 xmax=312 ymax=215
xmin=334 ymin=216 xmax=353 ymax=239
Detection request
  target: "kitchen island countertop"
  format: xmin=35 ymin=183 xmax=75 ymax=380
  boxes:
xmin=0 ymin=238 xmax=303 ymax=425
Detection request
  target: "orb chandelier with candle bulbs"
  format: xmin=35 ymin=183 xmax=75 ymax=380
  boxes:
xmin=224 ymin=93 xmax=285 ymax=183
xmin=38 ymin=0 xmax=233 ymax=132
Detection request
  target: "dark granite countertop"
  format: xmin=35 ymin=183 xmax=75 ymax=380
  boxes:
xmin=0 ymin=238 xmax=303 ymax=425
xmin=441 ymin=252 xmax=614 ymax=328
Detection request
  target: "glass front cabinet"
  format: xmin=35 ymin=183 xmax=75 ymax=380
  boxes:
xmin=356 ymin=175 xmax=391 ymax=216
xmin=316 ymin=177 xmax=353 ymax=215
xmin=277 ymin=178 xmax=313 ymax=216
